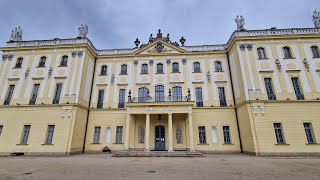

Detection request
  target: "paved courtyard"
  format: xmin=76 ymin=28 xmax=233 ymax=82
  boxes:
xmin=0 ymin=154 xmax=320 ymax=180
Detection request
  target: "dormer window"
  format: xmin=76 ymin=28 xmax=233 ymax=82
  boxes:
xmin=38 ymin=56 xmax=46 ymax=67
xmin=60 ymin=55 xmax=68 ymax=66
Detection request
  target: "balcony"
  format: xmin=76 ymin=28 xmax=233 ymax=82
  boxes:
xmin=127 ymin=96 xmax=191 ymax=103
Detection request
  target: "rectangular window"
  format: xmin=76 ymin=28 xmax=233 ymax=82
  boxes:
xmin=97 ymin=89 xmax=104 ymax=109
xmin=304 ymin=123 xmax=315 ymax=144
xmin=198 ymin=126 xmax=206 ymax=144
xmin=291 ymin=77 xmax=304 ymax=100
xmin=29 ymin=84 xmax=40 ymax=105
xmin=218 ymin=87 xmax=227 ymax=107
xmin=4 ymin=85 xmax=15 ymax=105
xmin=264 ymin=78 xmax=276 ymax=100
xmin=0 ymin=125 xmax=3 ymax=136
xmin=45 ymin=125 xmax=55 ymax=144
xmin=118 ymin=89 xmax=125 ymax=108
xmin=115 ymin=126 xmax=123 ymax=144
xmin=21 ymin=125 xmax=31 ymax=144
xmin=223 ymin=126 xmax=231 ymax=144
xmin=195 ymin=87 xmax=203 ymax=107
xmin=273 ymin=123 xmax=285 ymax=144
xmin=93 ymin=126 xmax=101 ymax=144
xmin=52 ymin=83 xmax=62 ymax=104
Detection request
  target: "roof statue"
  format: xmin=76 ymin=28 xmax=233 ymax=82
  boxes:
xmin=313 ymin=10 xmax=320 ymax=28
xmin=78 ymin=24 xmax=88 ymax=38
xmin=235 ymin=15 xmax=245 ymax=31
xmin=10 ymin=26 xmax=23 ymax=41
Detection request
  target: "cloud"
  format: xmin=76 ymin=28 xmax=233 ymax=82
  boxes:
xmin=0 ymin=0 xmax=318 ymax=50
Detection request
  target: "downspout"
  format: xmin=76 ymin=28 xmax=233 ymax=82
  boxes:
xmin=82 ymin=55 xmax=97 ymax=153
xmin=226 ymin=52 xmax=243 ymax=153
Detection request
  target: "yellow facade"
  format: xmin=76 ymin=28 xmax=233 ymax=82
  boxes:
xmin=1 ymin=27 xmax=320 ymax=156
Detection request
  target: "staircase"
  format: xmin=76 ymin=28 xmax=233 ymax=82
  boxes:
xmin=112 ymin=150 xmax=204 ymax=157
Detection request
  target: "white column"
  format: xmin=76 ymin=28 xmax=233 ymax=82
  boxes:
xmin=188 ymin=112 xmax=194 ymax=151
xmin=124 ymin=113 xmax=131 ymax=150
xmin=145 ymin=113 xmax=150 ymax=151
xmin=168 ymin=113 xmax=174 ymax=152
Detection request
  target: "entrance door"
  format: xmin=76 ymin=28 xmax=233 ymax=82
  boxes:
xmin=155 ymin=125 xmax=165 ymax=151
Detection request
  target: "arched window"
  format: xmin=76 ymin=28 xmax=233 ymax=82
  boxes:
xmin=138 ymin=126 xmax=145 ymax=143
xmin=176 ymin=125 xmax=183 ymax=144
xmin=157 ymin=63 xmax=163 ymax=73
xmin=138 ymin=87 xmax=149 ymax=102
xmin=193 ymin=62 xmax=201 ymax=73
xmin=215 ymin=61 xmax=222 ymax=72
xmin=141 ymin=64 xmax=148 ymax=74
xmin=311 ymin=46 xmax=320 ymax=58
xmin=38 ymin=56 xmax=46 ymax=67
xmin=257 ymin=47 xmax=267 ymax=59
xmin=155 ymin=85 xmax=164 ymax=102
xmin=172 ymin=62 xmax=179 ymax=73
xmin=15 ymin=57 xmax=23 ymax=68
xmin=172 ymin=86 xmax=182 ymax=101
xmin=100 ymin=65 xmax=107 ymax=75
xmin=60 ymin=55 xmax=68 ymax=66
xmin=283 ymin=47 xmax=293 ymax=59
xmin=121 ymin=64 xmax=127 ymax=74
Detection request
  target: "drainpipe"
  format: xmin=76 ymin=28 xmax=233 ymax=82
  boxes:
xmin=82 ymin=55 xmax=97 ymax=153
xmin=226 ymin=52 xmax=243 ymax=153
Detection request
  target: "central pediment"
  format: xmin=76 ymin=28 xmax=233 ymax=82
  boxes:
xmin=134 ymin=40 xmax=187 ymax=55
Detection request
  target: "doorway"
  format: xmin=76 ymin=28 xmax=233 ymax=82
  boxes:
xmin=155 ymin=125 xmax=165 ymax=151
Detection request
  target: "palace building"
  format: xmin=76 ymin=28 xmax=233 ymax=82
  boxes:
xmin=1 ymin=13 xmax=320 ymax=156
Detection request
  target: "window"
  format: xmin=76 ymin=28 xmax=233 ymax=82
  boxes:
xmin=176 ymin=125 xmax=183 ymax=144
xmin=215 ymin=61 xmax=222 ymax=72
xmin=0 ymin=125 xmax=3 ymax=136
xmin=198 ymin=126 xmax=206 ymax=144
xmin=15 ymin=57 xmax=23 ymax=68
xmin=60 ymin=55 xmax=68 ymax=66
xmin=304 ymin=123 xmax=315 ymax=144
xmin=121 ymin=64 xmax=127 ymax=74
xmin=3 ymin=85 xmax=15 ymax=105
xmin=97 ymin=89 xmax=104 ymax=109
xmin=118 ymin=89 xmax=126 ymax=108
xmin=138 ymin=126 xmax=145 ymax=143
xmin=93 ymin=126 xmax=101 ymax=144
xmin=156 ymin=63 xmax=163 ymax=73
xmin=264 ymin=78 xmax=276 ymax=100
xmin=223 ymin=126 xmax=231 ymax=144
xmin=193 ymin=62 xmax=201 ymax=73
xmin=172 ymin=86 xmax=182 ymax=101
xmin=115 ymin=126 xmax=123 ymax=144
xmin=52 ymin=83 xmax=62 ymax=104
xmin=257 ymin=47 xmax=267 ymax=59
xmin=218 ymin=87 xmax=227 ymax=107
xmin=141 ymin=64 xmax=148 ymax=74
xmin=38 ymin=56 xmax=46 ymax=67
xmin=172 ymin=63 xmax=179 ymax=73
xmin=45 ymin=125 xmax=55 ymax=144
xmin=311 ymin=46 xmax=320 ymax=58
xmin=195 ymin=87 xmax=203 ymax=107
xmin=155 ymin=85 xmax=165 ymax=102
xmin=100 ymin=65 xmax=107 ymax=75
xmin=211 ymin=127 xmax=218 ymax=144
xmin=29 ymin=84 xmax=40 ymax=105
xmin=274 ymin=123 xmax=285 ymax=144
xmin=138 ymin=87 xmax=149 ymax=102
xmin=283 ymin=47 xmax=293 ymax=59
xmin=291 ymin=77 xmax=304 ymax=100
xmin=21 ymin=125 xmax=31 ymax=144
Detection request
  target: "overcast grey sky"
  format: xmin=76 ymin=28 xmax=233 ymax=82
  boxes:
xmin=0 ymin=0 xmax=318 ymax=49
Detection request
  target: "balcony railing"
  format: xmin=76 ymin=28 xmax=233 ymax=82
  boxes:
xmin=127 ymin=96 xmax=191 ymax=103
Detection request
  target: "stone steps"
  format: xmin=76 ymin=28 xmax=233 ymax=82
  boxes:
xmin=112 ymin=150 xmax=204 ymax=157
